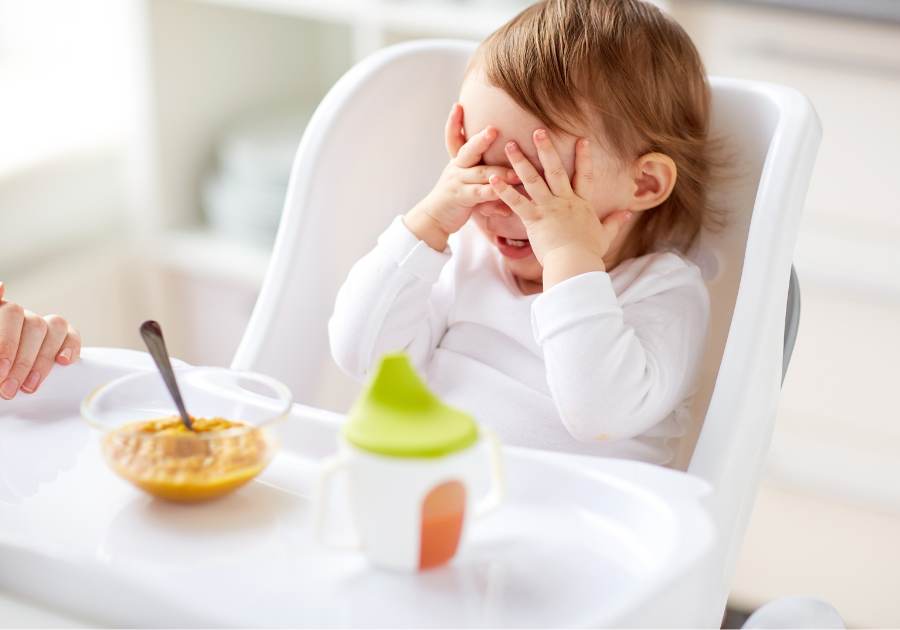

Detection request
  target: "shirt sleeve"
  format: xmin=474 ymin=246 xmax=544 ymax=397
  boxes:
xmin=329 ymin=216 xmax=454 ymax=381
xmin=531 ymin=260 xmax=710 ymax=442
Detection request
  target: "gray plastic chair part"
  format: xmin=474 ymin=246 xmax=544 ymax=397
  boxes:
xmin=782 ymin=264 xmax=801 ymax=385
xmin=742 ymin=595 xmax=844 ymax=629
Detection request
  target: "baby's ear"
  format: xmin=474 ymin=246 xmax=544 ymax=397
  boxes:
xmin=629 ymin=153 xmax=677 ymax=211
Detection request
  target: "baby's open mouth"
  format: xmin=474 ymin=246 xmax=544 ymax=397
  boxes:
xmin=495 ymin=235 xmax=534 ymax=260
xmin=499 ymin=236 xmax=528 ymax=248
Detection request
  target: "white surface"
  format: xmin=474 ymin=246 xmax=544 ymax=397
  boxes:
xmin=231 ymin=41 xmax=821 ymax=625
xmin=0 ymin=590 xmax=91 ymax=629
xmin=743 ymin=595 xmax=845 ymax=629
xmin=0 ymin=348 xmax=716 ymax=627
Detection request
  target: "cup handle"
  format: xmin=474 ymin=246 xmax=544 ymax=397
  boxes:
xmin=474 ymin=427 xmax=506 ymax=518
xmin=310 ymin=452 xmax=363 ymax=550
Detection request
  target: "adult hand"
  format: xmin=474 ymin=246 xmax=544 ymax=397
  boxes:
xmin=0 ymin=282 xmax=81 ymax=400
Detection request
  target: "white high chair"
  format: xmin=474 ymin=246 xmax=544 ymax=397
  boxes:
xmin=232 ymin=40 xmax=829 ymax=626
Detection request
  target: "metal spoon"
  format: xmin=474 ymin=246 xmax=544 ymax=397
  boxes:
xmin=140 ymin=320 xmax=193 ymax=431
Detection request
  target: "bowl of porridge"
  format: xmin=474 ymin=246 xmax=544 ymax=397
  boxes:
xmin=81 ymin=367 xmax=292 ymax=502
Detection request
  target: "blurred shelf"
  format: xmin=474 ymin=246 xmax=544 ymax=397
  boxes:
xmin=0 ymin=148 xmax=128 ymax=277
xmin=152 ymin=229 xmax=273 ymax=288
xmin=189 ymin=0 xmax=524 ymax=38
xmin=706 ymin=0 xmax=900 ymax=24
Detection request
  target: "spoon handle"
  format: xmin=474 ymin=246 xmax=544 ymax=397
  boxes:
xmin=140 ymin=320 xmax=193 ymax=431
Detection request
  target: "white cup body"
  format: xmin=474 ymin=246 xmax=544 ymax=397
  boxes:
xmin=345 ymin=440 xmax=483 ymax=571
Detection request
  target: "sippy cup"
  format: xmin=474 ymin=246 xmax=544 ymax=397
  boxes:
xmin=311 ymin=352 xmax=505 ymax=571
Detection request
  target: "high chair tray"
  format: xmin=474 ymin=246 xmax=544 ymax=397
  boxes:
xmin=0 ymin=349 xmax=715 ymax=628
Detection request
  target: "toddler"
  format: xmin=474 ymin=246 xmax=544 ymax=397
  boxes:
xmin=330 ymin=0 xmax=714 ymax=465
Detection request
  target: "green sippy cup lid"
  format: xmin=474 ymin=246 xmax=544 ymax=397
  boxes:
xmin=343 ymin=352 xmax=479 ymax=458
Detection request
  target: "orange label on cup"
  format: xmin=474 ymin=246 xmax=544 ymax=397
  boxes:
xmin=419 ymin=481 xmax=466 ymax=569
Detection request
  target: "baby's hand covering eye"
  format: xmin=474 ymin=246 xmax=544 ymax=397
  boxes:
xmin=489 ymin=131 xmax=632 ymax=288
xmin=404 ymin=104 xmax=520 ymax=252
xmin=446 ymin=104 xmax=520 ymax=201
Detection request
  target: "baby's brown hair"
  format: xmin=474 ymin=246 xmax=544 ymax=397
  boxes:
xmin=474 ymin=0 xmax=715 ymax=259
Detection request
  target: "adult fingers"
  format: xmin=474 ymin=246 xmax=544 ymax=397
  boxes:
xmin=0 ymin=310 xmax=46 ymax=400
xmin=445 ymin=103 xmax=466 ymax=159
xmin=0 ymin=281 xmax=4 ymax=301
xmin=0 ymin=298 xmax=25 ymax=381
xmin=454 ymin=126 xmax=497 ymax=168
xmin=505 ymin=141 xmax=552 ymax=204
xmin=600 ymin=210 xmax=633 ymax=243
xmin=489 ymin=174 xmax=537 ymax=221
xmin=572 ymin=138 xmax=595 ymax=200
xmin=56 ymin=324 xmax=82 ymax=366
xmin=460 ymin=165 xmax=520 ymax=185
xmin=533 ymin=129 xmax=572 ymax=197
xmin=19 ymin=315 xmax=69 ymax=394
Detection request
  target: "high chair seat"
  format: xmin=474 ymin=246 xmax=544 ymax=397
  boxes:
xmin=232 ymin=39 xmax=823 ymax=626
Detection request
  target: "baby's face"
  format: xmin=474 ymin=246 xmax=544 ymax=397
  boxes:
xmin=458 ymin=69 xmax=635 ymax=289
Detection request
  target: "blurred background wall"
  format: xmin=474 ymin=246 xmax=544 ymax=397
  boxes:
xmin=0 ymin=0 xmax=898 ymax=626
xmin=0 ymin=0 xmax=141 ymax=352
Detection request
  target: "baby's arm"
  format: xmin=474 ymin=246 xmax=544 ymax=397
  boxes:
xmin=0 ymin=282 xmax=81 ymax=400
xmin=328 ymin=217 xmax=454 ymax=380
xmin=330 ymin=105 xmax=519 ymax=379
xmin=532 ymin=261 xmax=709 ymax=442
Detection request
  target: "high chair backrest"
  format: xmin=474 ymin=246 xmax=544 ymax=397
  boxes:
xmin=232 ymin=39 xmax=821 ymax=623
xmin=233 ymin=40 xmax=476 ymax=410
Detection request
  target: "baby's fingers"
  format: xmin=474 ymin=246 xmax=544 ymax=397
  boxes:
xmin=506 ymin=141 xmax=552 ymax=204
xmin=445 ymin=103 xmax=466 ymax=159
xmin=572 ymin=138 xmax=594 ymax=200
xmin=489 ymin=175 xmax=536 ymax=221
xmin=458 ymin=183 xmax=499 ymax=206
xmin=460 ymin=165 xmax=520 ymax=185
xmin=454 ymin=126 xmax=497 ymax=168
xmin=600 ymin=210 xmax=633 ymax=242
xmin=533 ymin=129 xmax=572 ymax=197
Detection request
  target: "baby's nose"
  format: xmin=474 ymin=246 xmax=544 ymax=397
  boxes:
xmin=476 ymin=200 xmax=513 ymax=218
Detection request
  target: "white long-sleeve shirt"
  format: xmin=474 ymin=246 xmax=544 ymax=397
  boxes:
xmin=329 ymin=217 xmax=710 ymax=465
